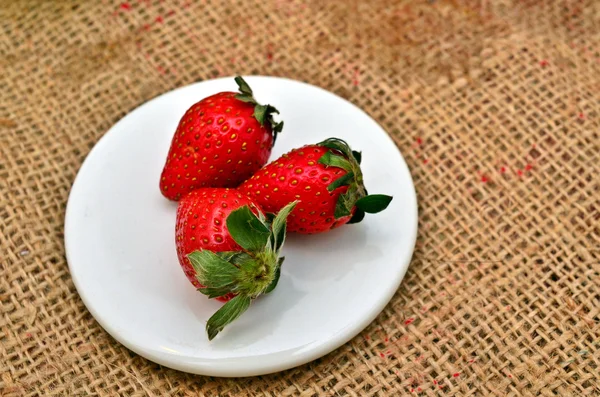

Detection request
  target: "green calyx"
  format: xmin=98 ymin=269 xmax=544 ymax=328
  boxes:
xmin=317 ymin=138 xmax=393 ymax=223
xmin=234 ymin=76 xmax=283 ymax=145
xmin=187 ymin=200 xmax=298 ymax=340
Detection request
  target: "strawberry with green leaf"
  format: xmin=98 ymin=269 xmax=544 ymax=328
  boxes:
xmin=161 ymin=76 xmax=283 ymax=201
xmin=176 ymin=188 xmax=296 ymax=340
xmin=238 ymin=138 xmax=392 ymax=234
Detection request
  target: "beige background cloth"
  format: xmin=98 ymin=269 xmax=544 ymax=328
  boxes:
xmin=1 ymin=0 xmax=599 ymax=395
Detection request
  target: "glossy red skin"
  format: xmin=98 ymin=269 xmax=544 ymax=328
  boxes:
xmin=239 ymin=145 xmax=353 ymax=234
xmin=176 ymin=188 xmax=259 ymax=302
xmin=160 ymin=92 xmax=274 ymax=201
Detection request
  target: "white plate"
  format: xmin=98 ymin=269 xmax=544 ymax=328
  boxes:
xmin=65 ymin=76 xmax=417 ymax=377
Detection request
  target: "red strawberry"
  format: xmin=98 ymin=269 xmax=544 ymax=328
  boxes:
xmin=160 ymin=76 xmax=283 ymax=201
xmin=238 ymin=138 xmax=392 ymax=234
xmin=176 ymin=187 xmax=296 ymax=340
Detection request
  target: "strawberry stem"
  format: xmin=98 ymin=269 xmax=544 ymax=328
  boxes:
xmin=317 ymin=138 xmax=392 ymax=221
xmin=187 ymin=200 xmax=298 ymax=340
xmin=233 ymin=76 xmax=283 ymax=145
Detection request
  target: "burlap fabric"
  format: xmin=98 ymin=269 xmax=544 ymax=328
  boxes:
xmin=1 ymin=0 xmax=599 ymax=395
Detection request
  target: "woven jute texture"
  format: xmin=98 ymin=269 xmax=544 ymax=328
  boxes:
xmin=2 ymin=0 xmax=599 ymax=395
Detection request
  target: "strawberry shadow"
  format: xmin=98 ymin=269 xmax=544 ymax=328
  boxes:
xmin=282 ymin=223 xmax=383 ymax=282
xmin=207 ymin=272 xmax=307 ymax=346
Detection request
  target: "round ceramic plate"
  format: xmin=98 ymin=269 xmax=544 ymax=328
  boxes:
xmin=65 ymin=76 xmax=417 ymax=377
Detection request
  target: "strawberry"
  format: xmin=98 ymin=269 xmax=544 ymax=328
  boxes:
xmin=176 ymin=187 xmax=296 ymax=340
xmin=160 ymin=76 xmax=283 ymax=201
xmin=238 ymin=138 xmax=392 ymax=234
